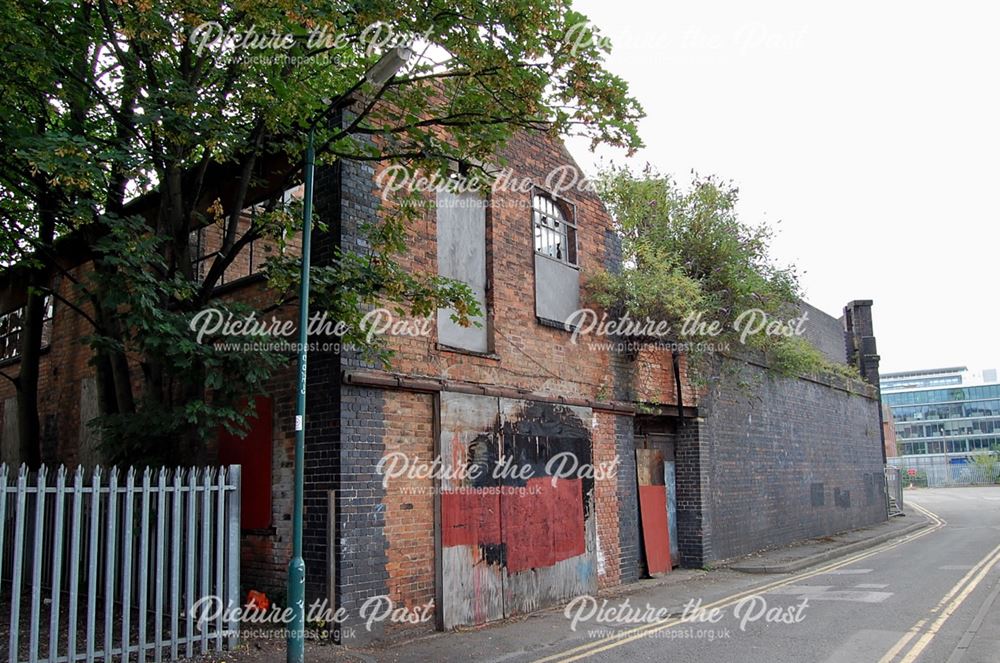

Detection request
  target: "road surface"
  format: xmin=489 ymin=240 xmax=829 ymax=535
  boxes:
xmin=377 ymin=487 xmax=1000 ymax=663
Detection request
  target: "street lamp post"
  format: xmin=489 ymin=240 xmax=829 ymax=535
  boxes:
xmin=286 ymin=124 xmax=314 ymax=663
xmin=287 ymin=46 xmax=413 ymax=663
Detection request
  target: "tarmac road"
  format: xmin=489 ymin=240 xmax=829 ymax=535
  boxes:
xmin=368 ymin=487 xmax=1000 ymax=663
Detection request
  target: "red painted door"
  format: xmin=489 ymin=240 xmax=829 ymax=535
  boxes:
xmin=218 ymin=396 xmax=272 ymax=529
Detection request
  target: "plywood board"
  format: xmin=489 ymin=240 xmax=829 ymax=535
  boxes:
xmin=499 ymin=398 xmax=596 ymax=616
xmin=439 ymin=395 xmax=597 ymax=627
xmin=439 ymin=392 xmax=503 ymax=628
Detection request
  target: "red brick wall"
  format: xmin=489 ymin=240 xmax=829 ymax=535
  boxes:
xmin=883 ymin=403 xmax=898 ymax=458
xmin=360 ymin=131 xmax=691 ymax=613
xmin=0 ymin=266 xmax=99 ymax=466
xmin=361 ymin=131 xmax=693 ymax=413
xmin=634 ymin=348 xmax=699 ymax=408
xmin=381 ymin=391 xmax=436 ymax=614
xmin=369 ymin=132 xmax=629 ymax=399
xmin=593 ymin=410 xmax=621 ymax=589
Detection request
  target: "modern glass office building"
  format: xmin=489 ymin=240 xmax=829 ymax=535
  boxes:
xmin=882 ymin=367 xmax=1000 ymax=457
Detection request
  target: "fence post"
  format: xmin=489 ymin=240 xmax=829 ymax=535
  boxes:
xmin=214 ymin=468 xmax=226 ymax=652
xmin=49 ymin=466 xmax=67 ymax=662
xmin=138 ymin=467 xmax=151 ymax=663
xmin=170 ymin=469 xmax=182 ymax=661
xmin=185 ymin=469 xmax=198 ymax=660
xmin=104 ymin=467 xmax=119 ymax=662
xmin=29 ymin=466 xmax=47 ymax=663
xmin=86 ymin=466 xmax=102 ymax=663
xmin=226 ymin=465 xmax=241 ymax=650
xmin=67 ymin=467 xmax=84 ymax=661
xmin=8 ymin=464 xmax=27 ymax=663
xmin=154 ymin=469 xmax=167 ymax=662
xmin=200 ymin=468 xmax=213 ymax=655
xmin=122 ymin=467 xmax=136 ymax=663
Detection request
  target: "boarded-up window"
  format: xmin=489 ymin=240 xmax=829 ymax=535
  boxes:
xmin=78 ymin=377 xmax=102 ymax=467
xmin=535 ymin=256 xmax=581 ymax=326
xmin=2 ymin=397 xmax=18 ymax=466
xmin=218 ymin=396 xmax=273 ymax=529
xmin=436 ymin=189 xmax=489 ymax=352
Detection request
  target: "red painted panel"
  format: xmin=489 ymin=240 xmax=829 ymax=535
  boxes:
xmin=502 ymin=478 xmax=586 ymax=574
xmin=441 ymin=478 xmax=586 ymax=574
xmin=441 ymin=489 xmax=501 ymax=548
xmin=638 ymin=484 xmax=671 ymax=575
xmin=218 ymin=396 xmax=272 ymax=530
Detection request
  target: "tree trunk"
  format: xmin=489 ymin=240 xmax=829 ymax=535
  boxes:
xmin=15 ymin=291 xmax=43 ymax=468
xmin=15 ymin=179 xmax=57 ymax=468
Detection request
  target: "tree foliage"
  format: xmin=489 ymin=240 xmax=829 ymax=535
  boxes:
xmin=588 ymin=167 xmax=853 ymax=379
xmin=968 ymin=446 xmax=1000 ymax=484
xmin=0 ymin=0 xmax=643 ymax=464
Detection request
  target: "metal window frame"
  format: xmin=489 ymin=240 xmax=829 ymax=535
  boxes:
xmin=188 ymin=184 xmax=305 ymax=289
xmin=0 ymin=295 xmax=55 ymax=362
xmin=531 ymin=189 xmax=578 ymax=267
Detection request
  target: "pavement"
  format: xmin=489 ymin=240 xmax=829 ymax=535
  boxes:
xmin=728 ymin=507 xmax=930 ymax=573
xmin=222 ymin=487 xmax=1000 ymax=663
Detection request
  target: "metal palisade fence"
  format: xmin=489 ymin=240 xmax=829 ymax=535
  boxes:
xmin=884 ymin=466 xmax=903 ymax=516
xmin=888 ymin=454 xmax=1000 ymax=488
xmin=0 ymin=464 xmax=241 ymax=663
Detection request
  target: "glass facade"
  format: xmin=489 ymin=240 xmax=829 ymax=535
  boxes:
xmin=881 ymin=374 xmax=962 ymax=390
xmin=883 ymin=378 xmax=1000 ymax=457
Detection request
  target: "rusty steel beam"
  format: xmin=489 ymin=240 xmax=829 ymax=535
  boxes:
xmin=342 ymin=368 xmax=702 ymax=417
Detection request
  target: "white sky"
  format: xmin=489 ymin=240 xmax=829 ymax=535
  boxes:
xmin=564 ymin=0 xmax=999 ymax=374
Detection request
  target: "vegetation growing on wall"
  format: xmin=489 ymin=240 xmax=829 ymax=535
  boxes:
xmin=587 ymin=166 xmax=859 ymax=382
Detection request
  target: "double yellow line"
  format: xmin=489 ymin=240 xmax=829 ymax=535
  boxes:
xmin=878 ymin=502 xmax=1000 ymax=663
xmin=534 ymin=503 xmax=945 ymax=663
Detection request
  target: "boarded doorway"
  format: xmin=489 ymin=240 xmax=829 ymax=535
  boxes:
xmin=438 ymin=393 xmax=596 ymax=628
xmin=635 ymin=415 xmax=680 ymax=573
xmin=636 ymin=448 xmax=671 ymax=575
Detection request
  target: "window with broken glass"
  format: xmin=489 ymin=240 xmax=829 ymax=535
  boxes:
xmin=189 ymin=185 xmax=303 ymax=285
xmin=532 ymin=193 xmax=577 ymax=266
xmin=0 ymin=295 xmax=54 ymax=362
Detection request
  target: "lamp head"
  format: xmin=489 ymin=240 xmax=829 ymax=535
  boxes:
xmin=365 ymin=46 xmax=414 ymax=86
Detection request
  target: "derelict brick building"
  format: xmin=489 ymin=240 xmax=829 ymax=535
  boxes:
xmin=0 ymin=126 xmax=887 ymax=640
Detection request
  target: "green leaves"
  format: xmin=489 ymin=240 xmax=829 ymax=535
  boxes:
xmin=264 ymin=209 xmax=482 ymax=368
xmin=83 ymin=214 xmax=285 ymax=464
xmin=1 ymin=0 xmax=642 ymax=463
xmin=592 ymin=167 xmax=797 ymax=334
xmin=590 ymin=167 xmax=854 ymax=380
